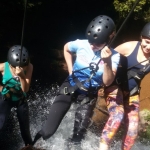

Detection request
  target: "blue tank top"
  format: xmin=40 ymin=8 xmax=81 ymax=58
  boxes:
xmin=127 ymin=42 xmax=143 ymax=91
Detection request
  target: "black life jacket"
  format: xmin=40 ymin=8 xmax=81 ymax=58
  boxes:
xmin=111 ymin=54 xmax=128 ymax=91
xmin=127 ymin=62 xmax=150 ymax=95
xmin=113 ymin=55 xmax=150 ymax=96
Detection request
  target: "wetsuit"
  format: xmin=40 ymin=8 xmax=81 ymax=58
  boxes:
xmin=0 ymin=62 xmax=32 ymax=146
xmin=33 ymin=39 xmax=120 ymax=144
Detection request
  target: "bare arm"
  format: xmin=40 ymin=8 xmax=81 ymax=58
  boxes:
xmin=64 ymin=43 xmax=73 ymax=75
xmin=0 ymin=63 xmax=4 ymax=92
xmin=15 ymin=63 xmax=33 ymax=92
xmin=115 ymin=41 xmax=138 ymax=56
xmin=101 ymin=46 xmax=116 ymax=86
xmin=0 ymin=63 xmax=4 ymax=74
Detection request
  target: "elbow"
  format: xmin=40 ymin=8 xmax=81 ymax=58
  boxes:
xmin=22 ymin=86 xmax=29 ymax=93
xmin=64 ymin=43 xmax=69 ymax=52
xmin=103 ymin=81 xmax=113 ymax=87
xmin=103 ymin=77 xmax=115 ymax=87
xmin=25 ymin=87 xmax=30 ymax=93
xmin=24 ymin=89 xmax=29 ymax=93
xmin=22 ymin=89 xmax=28 ymax=93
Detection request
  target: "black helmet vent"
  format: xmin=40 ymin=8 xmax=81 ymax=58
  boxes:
xmin=23 ymin=59 xmax=27 ymax=63
xmin=97 ymin=28 xmax=101 ymax=32
xmin=16 ymin=58 xmax=19 ymax=62
xmin=105 ymin=26 xmax=108 ymax=29
xmin=87 ymin=31 xmax=91 ymax=35
xmin=94 ymin=34 xmax=98 ymax=39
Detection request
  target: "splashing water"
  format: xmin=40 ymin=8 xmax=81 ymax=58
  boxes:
xmin=0 ymin=80 xmax=150 ymax=150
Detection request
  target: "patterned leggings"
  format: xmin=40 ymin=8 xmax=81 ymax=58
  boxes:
xmin=100 ymin=85 xmax=139 ymax=150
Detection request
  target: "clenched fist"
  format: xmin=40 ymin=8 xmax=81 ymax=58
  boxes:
xmin=15 ymin=66 xmax=25 ymax=78
xmin=101 ymin=46 xmax=112 ymax=59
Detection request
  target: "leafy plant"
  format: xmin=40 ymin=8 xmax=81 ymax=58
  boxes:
xmin=139 ymin=109 xmax=150 ymax=142
xmin=113 ymin=0 xmax=150 ymax=22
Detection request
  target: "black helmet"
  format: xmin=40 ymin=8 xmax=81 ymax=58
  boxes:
xmin=141 ymin=22 xmax=150 ymax=38
xmin=7 ymin=45 xmax=29 ymax=67
xmin=86 ymin=15 xmax=116 ymax=45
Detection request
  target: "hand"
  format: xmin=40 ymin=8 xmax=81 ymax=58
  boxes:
xmin=15 ymin=66 xmax=25 ymax=78
xmin=101 ymin=46 xmax=112 ymax=59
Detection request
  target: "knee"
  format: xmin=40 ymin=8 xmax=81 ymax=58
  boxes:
xmin=109 ymin=105 xmax=124 ymax=120
xmin=128 ymin=115 xmax=139 ymax=135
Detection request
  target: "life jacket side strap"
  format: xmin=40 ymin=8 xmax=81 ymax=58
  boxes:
xmin=128 ymin=63 xmax=150 ymax=81
xmin=130 ymin=85 xmax=140 ymax=96
xmin=127 ymin=70 xmax=142 ymax=80
xmin=127 ymin=64 xmax=150 ymax=95
xmin=59 ymin=76 xmax=99 ymax=96
xmin=59 ymin=85 xmax=78 ymax=95
xmin=73 ymin=78 xmax=88 ymax=92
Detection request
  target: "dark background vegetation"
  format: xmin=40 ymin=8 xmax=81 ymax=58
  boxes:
xmin=0 ymin=0 xmax=147 ymax=86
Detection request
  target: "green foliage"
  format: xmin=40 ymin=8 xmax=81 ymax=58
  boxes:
xmin=146 ymin=127 xmax=150 ymax=139
xmin=0 ymin=0 xmax=43 ymax=12
xmin=139 ymin=125 xmax=150 ymax=141
xmin=144 ymin=110 xmax=150 ymax=139
xmin=113 ymin=0 xmax=150 ymax=22
xmin=26 ymin=0 xmax=43 ymax=9
xmin=139 ymin=109 xmax=150 ymax=142
xmin=145 ymin=112 xmax=150 ymax=122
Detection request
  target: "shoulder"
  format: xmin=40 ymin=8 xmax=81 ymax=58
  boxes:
xmin=28 ymin=63 xmax=33 ymax=71
xmin=114 ymin=41 xmax=139 ymax=56
xmin=67 ymin=39 xmax=90 ymax=51
xmin=26 ymin=63 xmax=33 ymax=74
xmin=0 ymin=63 xmax=5 ymax=72
xmin=68 ymin=39 xmax=88 ymax=45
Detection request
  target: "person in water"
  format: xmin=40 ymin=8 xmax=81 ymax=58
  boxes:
xmin=99 ymin=22 xmax=150 ymax=150
xmin=32 ymin=15 xmax=121 ymax=148
xmin=0 ymin=45 xmax=33 ymax=147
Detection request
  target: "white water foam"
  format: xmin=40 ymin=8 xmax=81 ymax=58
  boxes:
xmin=1 ymin=82 xmax=150 ymax=150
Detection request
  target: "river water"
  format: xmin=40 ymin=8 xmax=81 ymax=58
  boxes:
xmin=0 ymin=80 xmax=150 ymax=150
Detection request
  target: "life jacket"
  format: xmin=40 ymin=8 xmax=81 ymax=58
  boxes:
xmin=2 ymin=77 xmax=26 ymax=101
xmin=1 ymin=62 xmax=26 ymax=101
xmin=111 ymin=54 xmax=128 ymax=91
xmin=113 ymin=55 xmax=150 ymax=96
xmin=127 ymin=61 xmax=150 ymax=95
